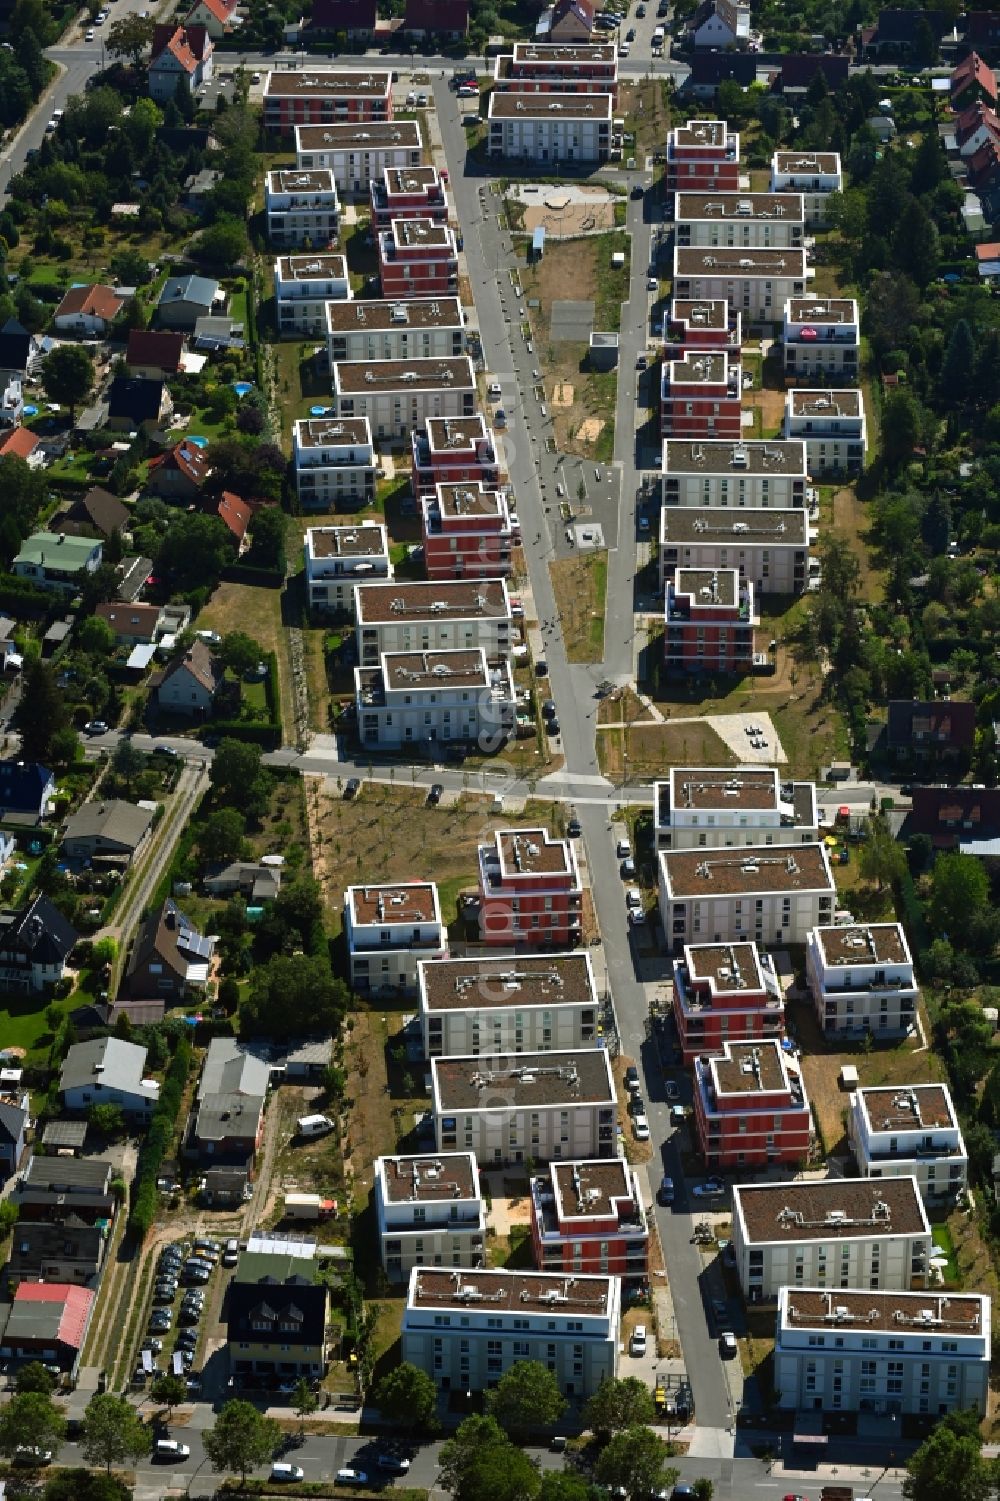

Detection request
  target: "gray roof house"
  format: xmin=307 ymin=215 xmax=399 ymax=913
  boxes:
xmin=5 ymin=1216 xmax=109 ymax=1292
xmin=0 ymin=1097 xmax=28 ymax=1180
xmin=204 ymin=861 xmax=282 ymax=902
xmin=189 ymin=1038 xmax=270 ymax=1163
xmin=59 ymin=1037 xmax=160 ymax=1119
xmin=62 ymin=800 xmax=155 ymax=865
xmin=156 ymin=274 xmax=222 ymax=330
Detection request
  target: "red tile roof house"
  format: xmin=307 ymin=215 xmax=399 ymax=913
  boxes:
xmin=184 ymin=0 xmax=239 ymax=38
xmin=205 ymin=490 xmax=251 ymax=550
xmin=0 ymin=427 xmax=40 ymax=462
xmin=0 ymin=1282 xmax=95 ymax=1373
xmin=951 ymin=51 xmax=998 ymax=111
xmin=126 ymin=329 xmax=185 ymax=380
xmin=147 ymin=438 xmax=210 ymax=501
xmin=309 ymin=0 xmax=378 ymax=35
xmin=148 ymin=23 xmax=214 ymax=103
xmin=403 ymin=0 xmax=470 ymax=37
xmin=52 ymin=284 xmax=124 ymax=337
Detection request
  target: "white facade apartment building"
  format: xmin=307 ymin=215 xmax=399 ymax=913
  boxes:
xmin=326 ymin=296 xmax=465 ymax=366
xmin=659 ymin=504 xmax=811 ymax=594
xmin=292 ymin=416 xmax=377 ymax=513
xmin=849 ymin=1084 xmax=968 ymax=1204
xmin=654 ymin=766 xmax=820 ymax=851
xmin=673 ymin=245 xmax=809 ymax=322
xmin=658 ymin=842 xmax=836 ymax=950
xmin=303 ymin=523 xmax=391 ymax=615
xmin=417 ymin=951 xmax=601 ymax=1058
xmin=775 ymin=1288 xmax=990 ymax=1418
xmin=402 ymin=1267 xmax=620 ymax=1399
xmin=806 ymin=923 xmax=918 ymax=1039
xmin=274 ymin=254 xmax=350 ymax=337
xmin=784 ymin=388 xmax=867 ymax=474
xmin=354 ymin=578 xmax=514 ymax=665
xmin=770 ymin=150 xmax=842 ymax=225
xmin=355 ymin=648 xmax=515 ymax=751
xmin=295 ymin=120 xmax=423 ymax=194
xmin=343 ymin=881 xmax=447 ymax=994
xmin=431 ymin=1049 xmax=617 ymax=1164
xmin=674 ymin=191 xmax=804 ymax=249
xmin=661 ymin=438 xmax=808 ymax=509
xmin=732 ymin=1177 xmax=932 ymax=1303
xmin=332 ymin=356 xmax=476 ymax=441
xmin=487 ymin=92 xmax=612 ymax=163
xmin=375 ymin=1153 xmax=487 ymax=1282
xmin=783 ymin=297 xmax=860 ymax=380
xmin=264 ymin=168 xmax=339 ymax=249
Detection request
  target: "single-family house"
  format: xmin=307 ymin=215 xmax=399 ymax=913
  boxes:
xmin=859 ymin=7 xmax=947 ymax=60
xmin=155 ymin=638 xmax=224 ymax=718
xmin=190 ymin=1037 xmax=270 ymax=1164
xmin=204 ymin=490 xmax=251 ymax=547
xmin=548 ymin=0 xmax=594 ymax=41
xmin=52 ymin=285 xmax=124 ymax=337
xmin=772 ymin=53 xmax=851 ymax=93
xmin=60 ymin=1036 xmax=160 ymax=1119
xmin=61 ymin=800 xmax=155 ymax=865
xmin=0 ymin=1097 xmax=27 ymax=1180
xmin=886 ymin=698 xmax=976 ymax=764
xmin=184 ymin=0 xmax=239 ymax=37
xmin=13 ymin=532 xmax=102 ymax=595
xmin=0 ymin=426 xmax=39 ymax=463
xmin=0 ymin=1283 xmax=95 ymax=1373
xmin=5 ymin=1217 xmax=109 ymax=1292
xmin=228 ymin=1274 xmax=330 ymax=1378
xmin=60 ymin=488 xmax=130 ymax=541
xmin=688 ymin=0 xmax=750 ymax=50
xmin=203 ymin=861 xmax=283 ymax=901
xmin=94 ymin=601 xmax=163 ymax=647
xmin=148 ymin=23 xmax=214 ymax=102
xmin=907 ymin=784 xmax=1000 ymax=849
xmin=0 ymin=761 xmax=55 ymax=820
xmin=146 ymin=438 xmax=210 ymax=500
xmin=680 ymin=52 xmax=757 ymax=98
xmin=123 ymin=898 xmax=215 ymax=1001
xmin=951 ymin=50 xmax=997 ymax=109
xmin=404 ymin=0 xmax=469 ymax=35
xmin=0 ymin=895 xmax=76 ymax=992
xmin=125 ymin=329 xmax=186 ymax=380
xmin=106 ymin=376 xmax=172 ymax=431
xmin=308 ymin=0 xmax=377 ymax=35
xmin=156 ymin=274 xmax=221 ymax=330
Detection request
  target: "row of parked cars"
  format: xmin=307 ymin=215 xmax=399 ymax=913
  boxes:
xmin=140 ymin=1236 xmax=236 ymax=1393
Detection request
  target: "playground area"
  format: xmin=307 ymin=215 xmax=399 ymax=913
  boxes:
xmin=510 ymin=182 xmax=618 ymax=237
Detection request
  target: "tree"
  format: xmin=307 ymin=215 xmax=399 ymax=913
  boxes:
xmin=245 ymin=506 xmax=288 ymax=571
xmin=459 ymin=1444 xmax=540 ymax=1501
xmin=92 ymin=936 xmax=117 ymax=968
xmin=210 ymin=738 xmax=272 ymax=820
xmin=150 ymin=1374 xmax=187 ymax=1416
xmin=197 ymin=807 xmax=248 ymax=865
xmin=15 ymin=1362 xmax=56 ymax=1395
xmin=0 ymin=1391 xmax=66 ymax=1464
xmin=903 ymin=1410 xmax=992 ymax=1501
xmin=43 ymin=1469 xmax=130 ymax=1501
xmin=538 ymin=1476 xmax=596 ymax=1501
xmin=693 ymin=1483 xmax=714 ymax=1501
xmin=156 ymin=512 xmax=232 ymax=594
xmin=87 ymin=1102 xmax=125 ymax=1138
xmin=894 ymin=198 xmax=940 ymax=288
xmin=374 ymin=1362 xmax=438 ymax=1433
xmin=486 ymin=1359 xmax=567 ymax=1441
xmin=881 ymin=389 xmax=920 ymax=469
xmin=583 ymin=1376 xmax=656 ymax=1444
xmin=77 ymin=616 xmax=116 ymax=656
xmin=105 ymin=12 xmax=153 ymax=62
xmin=858 ymin=816 xmax=907 ymax=891
xmin=220 ymin=632 xmax=264 ymax=679
xmin=930 ymin=852 xmax=990 ymax=944
xmin=595 ymin=1427 xmax=676 ymax=1501
xmin=81 ymin=1394 xmax=148 ymax=1475
xmin=291 ymin=1377 xmax=318 ymax=1436
xmin=241 ymin=953 xmax=349 ymax=1040
xmin=195 ymin=216 xmax=248 ymax=270
xmin=111 ymin=738 xmax=146 ymax=791
xmin=18 ymin=659 xmax=69 ymax=762
xmin=940 ymin=319 xmax=976 ymax=411
xmin=438 ymin=1416 xmax=507 ymax=1495
xmin=42 ymin=344 xmax=94 ymax=418
xmin=922 ymin=492 xmax=952 ymax=557
xmin=203 ymin=1399 xmax=281 ymax=1486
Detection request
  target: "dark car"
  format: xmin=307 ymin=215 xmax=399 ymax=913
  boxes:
xmin=657 ymin=1176 xmax=674 ymax=1205
xmin=567 ymin=818 xmax=582 ymax=837
xmin=542 ymin=699 xmax=557 ymax=718
xmin=427 ymin=783 xmax=443 ymax=805
xmin=624 ymin=1065 xmax=639 ymax=1089
xmin=629 ymin=1093 xmax=645 ymax=1115
xmin=344 ymin=778 xmax=360 ymax=799
xmin=631 ymin=183 xmax=644 ymax=198
xmin=535 ymin=659 xmax=549 ymax=677
xmin=547 ymin=717 xmax=561 ymax=735
xmin=175 ymin=1331 xmax=199 ymax=1351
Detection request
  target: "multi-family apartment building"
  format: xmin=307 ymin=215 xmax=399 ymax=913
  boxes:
xmin=354 ymin=578 xmax=514 ymax=665
xmin=654 ymin=766 xmax=820 ymax=851
xmin=422 ymin=481 xmax=514 ymax=580
xmin=774 ymin=1288 xmax=990 ymax=1417
xmin=530 ymin=1158 xmax=648 ymax=1280
xmin=673 ymin=246 xmax=809 ymax=322
xmin=770 ymin=149 xmax=842 ymax=224
xmin=806 ymin=923 xmax=918 ymax=1039
xmin=664 ymin=297 xmax=742 ymax=357
xmin=493 ymin=41 xmax=619 ymax=102
xmin=401 ymin=1267 xmax=620 ymax=1398
xmin=412 ymin=414 xmax=500 ymax=497
xmin=274 ymin=253 xmax=350 ymax=336
xmin=331 ymin=356 xmax=476 ymax=441
xmin=370 ymin=165 xmax=448 ymax=231
xmin=263 ymin=68 xmax=393 ymax=132
xmin=693 ymin=1038 xmax=811 ymax=1168
xmin=355 ymin=648 xmax=515 ymax=750
xmin=486 ymin=92 xmax=612 ymax=162
xmin=783 ymin=297 xmax=860 ymax=379
xmin=784 ymin=388 xmax=867 ymax=474
xmin=674 ymin=191 xmax=804 ymax=249
xmin=477 ymin=828 xmax=583 ymax=948
xmin=658 ymin=841 xmax=836 ymax=950
xmin=417 ymin=951 xmax=600 ymax=1058
xmin=303 ymin=522 xmax=391 ymax=615
xmin=661 ymin=438 xmax=808 ymax=509
xmin=295 ymin=120 xmax=422 ymax=193
xmin=664 ymin=565 xmax=756 ymax=676
xmin=264 ymin=169 xmax=339 ymax=249
xmin=666 ymin=119 xmax=740 ymax=190
xmin=659 ymin=505 xmax=810 ymax=594
xmin=343 ymin=881 xmax=447 ymax=994
xmin=375 ymin=1153 xmax=486 ymax=1281
xmin=671 ymin=940 xmax=784 ymax=1063
xmin=378 ymin=219 xmax=459 ymax=298
xmin=431 ymin=1049 xmax=617 ymax=1163
xmin=732 ymin=1177 xmax=932 ymax=1302
xmin=292 ymin=416 xmax=377 ymax=512
xmin=326 ymin=295 xmax=465 ymax=367
xmin=849 ymin=1084 xmax=968 ymax=1204
xmin=660 ymin=350 xmax=742 ymax=440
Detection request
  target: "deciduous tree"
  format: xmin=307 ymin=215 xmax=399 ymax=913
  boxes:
xmin=374 ymin=1362 xmax=438 ymax=1433
xmin=80 ymin=1394 xmax=148 ymax=1475
xmin=594 ymin=1426 xmax=676 ymax=1501
xmin=203 ymin=1399 xmax=281 ymax=1486
xmin=42 ymin=344 xmax=94 ymax=417
xmin=0 ymin=1391 xmax=66 ymax=1464
xmin=486 ymin=1359 xmax=567 ymax=1441
xmin=583 ymin=1376 xmax=656 ymax=1444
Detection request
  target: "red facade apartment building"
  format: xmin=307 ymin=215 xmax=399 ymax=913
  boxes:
xmin=672 ymin=940 xmax=784 ymax=1064
xmin=693 ymin=1038 xmax=811 ymax=1169
xmin=494 ymin=41 xmax=620 ymax=103
xmin=412 ymin=414 xmax=500 ymax=497
xmin=262 ymin=68 xmax=392 ymax=132
xmin=530 ymin=1158 xmax=649 ymax=1280
xmin=666 ymin=118 xmax=740 ymax=191
xmin=422 ymin=480 xmax=515 ymax=579
xmin=478 ymin=828 xmax=583 ymax=947
xmin=664 ymin=566 xmax=756 ymax=676
xmin=660 ymin=349 xmax=742 ymax=439
xmin=378 ymin=219 xmax=459 ymax=298
xmin=370 ymin=165 xmax=448 ymax=232
xmin=665 ymin=297 xmax=742 ymax=358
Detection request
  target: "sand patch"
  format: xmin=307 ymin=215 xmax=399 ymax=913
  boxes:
xmin=576 ymin=417 xmax=605 ymax=443
xmin=551 ymin=382 xmax=575 ymax=408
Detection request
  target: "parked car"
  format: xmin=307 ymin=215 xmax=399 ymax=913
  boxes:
xmin=665 ymin=1080 xmax=679 ymax=1101
xmin=621 ymin=857 xmax=636 ymax=878
xmin=427 ymin=783 xmax=443 ymax=806
xmin=377 ymin=1455 xmax=411 ymax=1474
xmin=344 ymin=778 xmax=360 ymax=799
xmin=632 ymin=1114 xmax=650 ymax=1141
xmin=271 ymin=1465 xmax=306 ymax=1482
xmin=693 ymin=1177 xmax=725 ymax=1198
xmin=567 ymin=818 xmax=582 ymax=837
xmin=84 ymin=719 xmax=109 ymax=735
xmin=719 ymin=1331 xmax=738 ymax=1358
xmin=154 ymin=1440 xmax=190 ymax=1461
xmin=336 ymin=1470 xmax=368 ymax=1486
xmin=657 ymin=1176 xmax=674 ymax=1205
xmin=629 ymin=1324 xmax=648 ymax=1356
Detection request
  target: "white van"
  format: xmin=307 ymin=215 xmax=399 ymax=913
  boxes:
xmin=155 ymin=1440 xmax=191 ymax=1461
xmin=297 ymin=1114 xmax=335 ymax=1138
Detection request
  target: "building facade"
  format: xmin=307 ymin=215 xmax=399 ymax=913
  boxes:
xmin=784 ymin=388 xmax=867 ymax=474
xmin=783 ymin=297 xmax=860 ymax=379
xmin=293 ymin=416 xmax=377 ymax=512
xmin=264 ymin=168 xmax=339 ymax=249
xmin=412 ymin=414 xmax=500 ymax=497
xmin=672 ymin=940 xmax=784 ymax=1063
xmin=418 ymin=951 xmax=601 ymax=1057
xmin=666 ymin=119 xmax=740 ymax=190
xmin=274 ymin=254 xmax=351 ymax=338
xmin=494 ymin=41 xmax=619 ymax=101
xmin=326 ymin=296 xmax=465 ymax=366
xmin=344 ymin=881 xmax=447 ymax=994
xmin=770 ymin=149 xmax=842 ymax=224
xmin=658 ymin=841 xmax=836 ymax=950
xmin=295 ymin=120 xmax=422 ymax=193
xmin=478 ymin=828 xmax=583 ymax=948
xmin=530 ymin=1158 xmax=649 ymax=1280
xmin=849 ymin=1084 xmax=968 ymax=1204
xmin=375 ymin=1153 xmax=486 ymax=1281
xmin=370 ymin=164 xmax=448 ymax=231
xmin=263 ymin=68 xmax=393 ymax=132
xmin=422 ymin=481 xmax=514 ymax=579
xmin=664 ymin=566 xmax=756 ymax=676
xmin=661 ymin=437 xmax=807 ymax=509
xmin=332 ymin=356 xmax=476 ymax=441
xmin=378 ymin=219 xmax=459 ymax=298
xmin=487 ymin=92 xmax=612 ymax=162
xmin=806 ymin=923 xmax=918 ymax=1039
xmin=659 ymin=505 xmax=810 ymax=594
xmin=664 ymin=297 xmax=742 ymax=357
xmin=674 ymin=191 xmax=804 ymax=249
xmin=356 ymin=648 xmax=515 ymax=750
xmin=303 ymin=523 xmax=391 ymax=615
xmin=655 ymin=767 xmax=820 ymax=851
xmin=355 ymin=578 xmax=514 ymax=665
xmin=693 ymin=1038 xmax=811 ymax=1169
xmin=674 ymin=245 xmax=808 ymax=322
xmin=660 ymin=350 xmax=743 ymax=440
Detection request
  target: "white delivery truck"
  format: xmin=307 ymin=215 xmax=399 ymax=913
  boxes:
xmin=296 ymin=1113 xmax=335 ymax=1138
xmin=284 ymin=1192 xmax=336 ymax=1221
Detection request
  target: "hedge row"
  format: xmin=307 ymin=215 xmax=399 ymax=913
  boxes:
xmin=129 ymin=1035 xmax=192 ymax=1237
xmin=199 ymin=720 xmax=281 ymax=748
